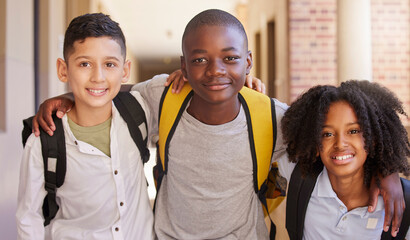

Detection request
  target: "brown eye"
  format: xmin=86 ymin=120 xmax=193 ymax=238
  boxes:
xmin=322 ymin=132 xmax=333 ymax=138
xmin=224 ymin=56 xmax=238 ymax=61
xmin=192 ymin=58 xmax=207 ymax=63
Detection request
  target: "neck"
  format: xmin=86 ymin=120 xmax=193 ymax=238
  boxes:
xmin=328 ymin=170 xmax=369 ymax=211
xmin=187 ymin=93 xmax=241 ymax=125
xmin=67 ymin=103 xmax=112 ymax=127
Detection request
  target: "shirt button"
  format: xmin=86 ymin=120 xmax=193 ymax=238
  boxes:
xmin=115 ymin=227 xmax=119 ymax=231
xmin=342 ymin=216 xmax=347 ymax=221
xmin=339 ymin=206 xmax=344 ymax=210
xmin=114 ymin=170 xmax=118 ymax=175
xmin=120 ymin=202 xmax=124 ymax=206
xmin=74 ymin=141 xmax=78 ymax=145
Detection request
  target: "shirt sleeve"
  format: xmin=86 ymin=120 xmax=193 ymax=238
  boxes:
xmin=271 ymin=98 xmax=295 ymax=182
xmin=16 ymin=134 xmax=47 ymax=240
xmin=131 ymin=74 xmax=169 ymax=146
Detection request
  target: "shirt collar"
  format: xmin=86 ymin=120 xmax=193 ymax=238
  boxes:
xmin=316 ymin=168 xmax=384 ymax=216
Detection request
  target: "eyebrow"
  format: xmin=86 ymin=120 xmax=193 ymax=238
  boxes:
xmin=190 ymin=47 xmax=238 ymax=54
xmin=322 ymin=122 xmax=360 ymax=128
xmin=74 ymin=56 xmax=121 ymax=61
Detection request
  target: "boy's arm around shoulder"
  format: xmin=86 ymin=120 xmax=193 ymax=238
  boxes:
xmin=16 ymin=134 xmax=47 ymax=239
xmin=130 ymin=74 xmax=170 ymax=145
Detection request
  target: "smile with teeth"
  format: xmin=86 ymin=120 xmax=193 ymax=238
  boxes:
xmin=331 ymin=154 xmax=354 ymax=160
xmin=87 ymin=88 xmax=107 ymax=94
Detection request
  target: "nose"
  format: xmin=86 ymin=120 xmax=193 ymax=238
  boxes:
xmin=334 ymin=134 xmax=348 ymax=149
xmin=205 ymin=59 xmax=226 ymax=77
xmin=91 ymin=66 xmax=106 ymax=83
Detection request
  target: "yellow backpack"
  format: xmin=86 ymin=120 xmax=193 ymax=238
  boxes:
xmin=153 ymin=82 xmax=286 ymax=239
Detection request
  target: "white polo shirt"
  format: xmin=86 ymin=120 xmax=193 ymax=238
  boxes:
xmin=278 ymin=159 xmax=409 ymax=240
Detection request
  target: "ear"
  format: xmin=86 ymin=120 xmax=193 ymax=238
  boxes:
xmin=56 ymin=58 xmax=68 ymax=83
xmin=180 ymin=56 xmax=188 ymax=79
xmin=122 ymin=60 xmax=131 ymax=83
xmin=246 ymin=50 xmax=253 ymax=75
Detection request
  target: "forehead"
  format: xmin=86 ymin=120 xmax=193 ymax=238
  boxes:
xmin=68 ymin=36 xmax=124 ymax=60
xmin=182 ymin=25 xmax=247 ymax=52
xmin=326 ymin=101 xmax=358 ymax=123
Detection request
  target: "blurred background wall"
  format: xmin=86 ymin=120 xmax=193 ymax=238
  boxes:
xmin=1 ymin=0 xmax=409 ymax=239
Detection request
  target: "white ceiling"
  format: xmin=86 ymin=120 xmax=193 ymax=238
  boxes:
xmin=100 ymin=0 xmax=245 ymax=60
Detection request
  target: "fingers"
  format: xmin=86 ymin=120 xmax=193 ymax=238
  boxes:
xmin=245 ymin=75 xmax=253 ymax=89
xmin=381 ymin=190 xmax=393 ymax=233
xmin=165 ymin=71 xmax=178 ymax=87
xmin=41 ymin=102 xmax=56 ymax=136
xmin=32 ymin=115 xmax=41 ymax=137
xmin=253 ymin=76 xmax=262 ymax=93
xmin=377 ymin=173 xmax=404 ymax=236
xmin=57 ymin=100 xmax=72 ymax=118
xmin=367 ymin=178 xmax=380 ymax=213
xmin=33 ymin=104 xmax=54 ymax=136
xmin=34 ymin=96 xmax=73 ymax=136
xmin=389 ymin=197 xmax=405 ymax=237
xmin=244 ymin=75 xmax=266 ymax=94
xmin=261 ymin=82 xmax=266 ymax=95
xmin=165 ymin=69 xmax=187 ymax=94
xmin=172 ymin=74 xmax=187 ymax=94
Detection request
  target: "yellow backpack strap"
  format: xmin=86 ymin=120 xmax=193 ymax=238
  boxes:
xmin=239 ymin=87 xmax=285 ymax=240
xmin=158 ymin=82 xmax=193 ymax=173
xmin=238 ymin=86 xmax=275 ymax=191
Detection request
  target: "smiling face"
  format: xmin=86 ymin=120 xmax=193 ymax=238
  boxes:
xmin=181 ymin=25 xmax=252 ymax=106
xmin=57 ymin=36 xmax=130 ymax=115
xmin=319 ymin=101 xmax=368 ymax=181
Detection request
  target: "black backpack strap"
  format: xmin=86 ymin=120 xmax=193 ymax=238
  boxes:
xmin=39 ymin=115 xmax=66 ymax=226
xmin=381 ymin=178 xmax=410 ymax=240
xmin=286 ymin=162 xmax=321 ymax=240
xmin=22 ymin=116 xmax=34 ymax=147
xmin=259 ymin=98 xmax=278 ymax=240
xmin=240 ymin=93 xmax=278 ymax=240
xmin=22 ymin=114 xmax=66 ymax=226
xmin=153 ymin=85 xmax=193 ymax=212
xmin=113 ymin=92 xmax=150 ymax=163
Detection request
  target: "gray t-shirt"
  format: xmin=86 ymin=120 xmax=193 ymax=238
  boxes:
xmin=133 ymin=74 xmax=289 ymax=240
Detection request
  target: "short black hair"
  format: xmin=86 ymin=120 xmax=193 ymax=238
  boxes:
xmin=63 ymin=13 xmax=126 ymax=61
xmin=281 ymin=80 xmax=410 ymax=186
xmin=182 ymin=9 xmax=248 ymax=50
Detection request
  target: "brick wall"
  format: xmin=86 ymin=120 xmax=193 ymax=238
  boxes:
xmin=289 ymin=0 xmax=337 ymax=102
xmin=371 ymin=0 xmax=410 ymax=126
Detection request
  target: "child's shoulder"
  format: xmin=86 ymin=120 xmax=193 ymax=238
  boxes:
xmin=21 ymin=132 xmax=44 ymax=166
xmin=23 ymin=132 xmax=42 ymax=149
xmin=272 ymin=98 xmax=289 ymax=117
xmin=128 ymin=90 xmax=147 ymax=104
xmin=131 ymin=74 xmax=169 ymax=92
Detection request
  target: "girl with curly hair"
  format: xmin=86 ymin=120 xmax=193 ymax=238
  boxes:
xmin=280 ymin=80 xmax=410 ymax=240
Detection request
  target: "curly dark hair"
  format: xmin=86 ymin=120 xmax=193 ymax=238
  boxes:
xmin=281 ymin=80 xmax=410 ymax=186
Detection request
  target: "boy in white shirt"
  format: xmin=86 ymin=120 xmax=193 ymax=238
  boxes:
xmin=16 ymin=13 xmax=154 ymax=240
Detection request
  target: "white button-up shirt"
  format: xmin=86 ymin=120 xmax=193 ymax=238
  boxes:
xmin=16 ymin=92 xmax=154 ymax=240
